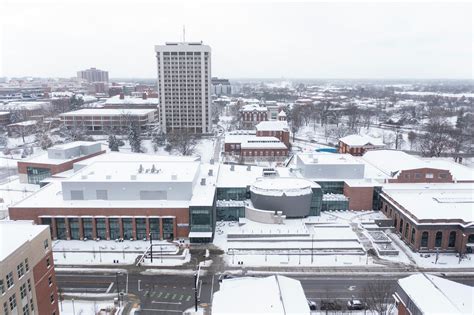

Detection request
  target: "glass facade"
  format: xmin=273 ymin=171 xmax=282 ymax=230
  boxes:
xmin=162 ymin=218 xmax=174 ymax=239
xmin=26 ymin=167 xmax=51 ymax=185
xmin=149 ymin=218 xmax=160 ymax=240
xmin=55 ymin=218 xmax=67 ymax=239
xmin=109 ymin=218 xmax=120 ymax=240
xmin=435 ymin=231 xmax=443 ymax=247
xmin=135 ymin=218 xmax=147 ymax=240
xmin=122 ymin=218 xmax=133 ymax=239
xmin=216 ymin=187 xmax=248 ymax=201
xmin=82 ymin=218 xmax=93 ymax=239
xmin=321 ymin=198 xmax=349 ymax=211
xmin=372 ymin=186 xmax=383 ymax=210
xmin=316 ymin=181 xmax=344 ymax=194
xmin=310 ymin=188 xmax=323 ymax=216
xmin=216 ymin=206 xmax=245 ymax=221
xmin=96 ymin=218 xmax=107 ymax=240
xmin=190 ymin=207 xmax=212 ymax=232
xmin=69 ymin=218 xmax=80 ymax=240
xmin=40 ymin=218 xmax=53 ymax=237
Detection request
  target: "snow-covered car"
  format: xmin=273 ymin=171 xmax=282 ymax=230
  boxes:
xmin=347 ymin=299 xmax=364 ymax=310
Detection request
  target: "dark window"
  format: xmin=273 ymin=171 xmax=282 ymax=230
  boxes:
xmin=404 ymin=223 xmax=409 ymax=238
xmin=55 ymin=218 xmax=67 ymax=240
xmin=82 ymin=218 xmax=93 ymax=239
xmin=411 ymin=228 xmax=416 ymax=244
xmin=469 ymin=234 xmax=474 ymax=243
xmin=162 ymin=218 xmax=174 ymax=240
xmin=26 ymin=166 xmax=51 ymax=184
xmin=421 ymin=231 xmax=429 ymax=247
xmin=95 ymin=218 xmax=107 ymax=240
xmin=122 ymin=218 xmax=133 ymax=240
xmin=46 ymin=257 xmax=51 ymax=268
xmin=149 ymin=218 xmax=160 ymax=239
xmin=135 ymin=218 xmax=147 ymax=240
xmin=109 ymin=218 xmax=120 ymax=240
xmin=68 ymin=218 xmax=80 ymax=240
xmin=435 ymin=231 xmax=443 ymax=247
xmin=448 ymin=231 xmax=456 ymax=247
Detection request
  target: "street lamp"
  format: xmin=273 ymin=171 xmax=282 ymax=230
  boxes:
xmin=311 ymin=234 xmax=314 ymax=264
xmin=149 ymin=232 xmax=153 ymax=263
xmin=116 ymin=272 xmax=121 ymax=307
xmin=194 ymin=272 xmax=198 ymax=312
xmin=160 ymin=246 xmax=163 ymax=263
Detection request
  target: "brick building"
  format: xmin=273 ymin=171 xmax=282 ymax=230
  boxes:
xmin=0 ymin=221 xmax=59 ymax=315
xmin=394 ymin=274 xmax=473 ymax=315
xmin=380 ymin=183 xmax=474 ymax=253
xmin=103 ymin=93 xmax=159 ymax=110
xmin=17 ymin=141 xmax=105 ymax=184
xmin=10 ymin=157 xmax=218 ymax=243
xmin=338 ymin=134 xmax=385 ymax=156
xmin=240 ymin=104 xmax=268 ymax=129
xmin=255 ymin=120 xmax=290 ymax=147
xmin=0 ymin=111 xmax=10 ymax=126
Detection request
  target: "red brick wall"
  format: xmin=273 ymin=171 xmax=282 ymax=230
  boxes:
xmin=241 ymin=148 xmax=288 ymax=157
xmin=388 ymin=168 xmax=453 ymax=183
xmin=343 ymin=184 xmax=374 ymax=210
xmin=9 ymin=207 xmax=190 ymax=238
xmin=33 ymin=251 xmax=59 ymax=315
xmin=17 ymin=150 xmax=106 ymax=175
xmin=256 ymin=130 xmax=290 ymax=147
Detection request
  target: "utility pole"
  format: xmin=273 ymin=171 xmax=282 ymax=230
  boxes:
xmin=311 ymin=234 xmax=314 ymax=264
xmin=116 ymin=272 xmax=121 ymax=307
xmin=194 ymin=272 xmax=198 ymax=312
xmin=149 ymin=232 xmax=153 ymax=263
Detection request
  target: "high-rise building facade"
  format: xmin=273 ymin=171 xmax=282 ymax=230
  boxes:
xmin=155 ymin=42 xmax=211 ymax=134
xmin=77 ymin=67 xmax=109 ymax=82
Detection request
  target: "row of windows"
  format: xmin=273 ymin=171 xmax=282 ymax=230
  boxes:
xmin=2 ymin=281 xmax=34 ymax=315
xmin=242 ymin=150 xmax=287 ymax=156
xmin=403 ymin=172 xmax=449 ymax=180
xmin=0 ymin=257 xmax=31 ymax=295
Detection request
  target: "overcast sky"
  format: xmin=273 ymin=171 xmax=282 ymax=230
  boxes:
xmin=0 ymin=0 xmax=472 ymax=79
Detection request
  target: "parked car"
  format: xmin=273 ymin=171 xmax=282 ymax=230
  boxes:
xmin=218 ymin=273 xmax=235 ymax=283
xmin=347 ymin=299 xmax=364 ymax=310
xmin=307 ymin=299 xmax=317 ymax=311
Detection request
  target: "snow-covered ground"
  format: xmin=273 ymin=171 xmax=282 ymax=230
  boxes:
xmin=59 ymin=299 xmax=115 ymax=315
xmin=52 ymin=240 xmax=189 ymax=266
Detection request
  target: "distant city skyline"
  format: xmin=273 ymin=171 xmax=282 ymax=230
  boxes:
xmin=0 ymin=0 xmax=472 ymax=79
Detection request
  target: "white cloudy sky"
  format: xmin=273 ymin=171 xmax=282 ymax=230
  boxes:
xmin=0 ymin=0 xmax=472 ymax=79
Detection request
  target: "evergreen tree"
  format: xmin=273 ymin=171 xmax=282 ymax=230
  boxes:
xmin=128 ymin=123 xmax=142 ymax=153
xmin=108 ymin=134 xmax=120 ymax=151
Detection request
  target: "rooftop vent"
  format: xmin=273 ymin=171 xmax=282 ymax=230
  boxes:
xmin=138 ymin=164 xmax=143 ymax=173
xmin=247 ymin=165 xmax=252 ymax=171
xmin=81 ymin=175 xmax=88 ymax=180
xmin=230 ymin=165 xmax=235 ymax=171
xmin=201 ymin=178 xmax=206 ymax=186
xmin=208 ymin=169 xmax=213 ymax=176
xmin=171 ymin=174 xmax=177 ymax=180
xmin=106 ymin=175 xmax=112 ymax=180
xmin=210 ymin=159 xmax=215 ymax=165
xmin=151 ymin=164 xmax=156 ymax=173
xmin=130 ymin=175 xmax=137 ymax=180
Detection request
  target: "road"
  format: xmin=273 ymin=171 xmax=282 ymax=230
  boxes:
xmin=56 ymin=270 xmax=474 ymax=314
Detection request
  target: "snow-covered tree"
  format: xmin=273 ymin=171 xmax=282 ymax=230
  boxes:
xmin=151 ymin=130 xmax=166 ymax=153
xmin=167 ymin=130 xmax=197 ymax=156
xmin=36 ymin=133 xmax=53 ymax=150
xmin=127 ymin=123 xmax=143 ymax=153
xmin=108 ymin=134 xmax=122 ymax=152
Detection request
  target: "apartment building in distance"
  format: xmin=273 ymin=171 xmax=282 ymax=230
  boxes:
xmin=77 ymin=67 xmax=109 ymax=83
xmin=155 ymin=42 xmax=212 ymax=134
xmin=0 ymin=221 xmax=59 ymax=315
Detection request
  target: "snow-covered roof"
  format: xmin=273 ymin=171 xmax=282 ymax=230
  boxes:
xmin=298 ymin=152 xmax=362 ymax=165
xmin=104 ymin=95 xmax=159 ymax=105
xmin=251 ymin=177 xmax=318 ymax=197
xmin=224 ymin=134 xmax=287 ymax=149
xmin=60 ymin=108 xmax=156 ymax=116
xmin=0 ymin=221 xmax=48 ymax=261
xmin=277 ymin=110 xmax=287 ymax=117
xmin=21 ymin=141 xmax=104 ymax=165
xmin=255 ymin=120 xmax=289 ymax=132
xmin=0 ymin=101 xmax=50 ymax=111
xmin=240 ymin=104 xmax=267 ymax=112
xmin=382 ymin=183 xmax=474 ymax=224
xmin=397 ymin=273 xmax=474 ymax=314
xmin=212 ymin=275 xmax=309 ymax=315
xmin=190 ymin=163 xmax=219 ymax=207
xmin=7 ymin=120 xmax=38 ymax=127
xmin=217 ymin=164 xmax=264 ymax=188
xmin=339 ymin=134 xmax=385 ymax=147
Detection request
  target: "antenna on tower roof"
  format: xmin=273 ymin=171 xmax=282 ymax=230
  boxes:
xmin=183 ymin=25 xmax=186 ymax=42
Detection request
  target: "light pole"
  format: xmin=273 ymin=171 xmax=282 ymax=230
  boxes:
xmin=116 ymin=272 xmax=121 ymax=307
xmin=160 ymin=246 xmax=163 ymax=263
xmin=194 ymin=272 xmax=198 ymax=312
xmin=72 ymin=298 xmax=75 ymax=315
xmin=311 ymin=234 xmax=314 ymax=264
xmin=149 ymin=232 xmax=153 ymax=263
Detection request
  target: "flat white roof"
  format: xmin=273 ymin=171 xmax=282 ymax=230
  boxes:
xmin=382 ymin=183 xmax=474 ymax=224
xmin=255 ymin=120 xmax=289 ymax=131
xmin=212 ymin=275 xmax=309 ymax=315
xmin=21 ymin=142 xmax=104 ymax=165
xmin=251 ymin=177 xmax=318 ymax=196
xmin=398 ymin=274 xmax=474 ymax=314
xmin=0 ymin=221 xmax=48 ymax=261
xmin=217 ymin=164 xmax=264 ymax=188
xmin=240 ymin=104 xmax=267 ymax=112
xmin=298 ymin=152 xmax=363 ymax=165
xmin=60 ymin=108 xmax=156 ymax=116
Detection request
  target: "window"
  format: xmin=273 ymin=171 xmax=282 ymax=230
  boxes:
xmin=22 ymin=304 xmax=29 ymax=315
xmin=24 ymin=259 xmax=29 ymax=272
xmin=30 ymin=298 xmax=34 ymax=311
xmin=6 ymin=272 xmax=14 ymax=288
xmin=70 ymin=190 xmax=84 ymax=200
xmin=404 ymin=223 xmax=409 ymax=238
xmin=20 ymin=283 xmax=27 ymax=299
xmin=425 ymin=173 xmax=434 ymax=179
xmin=448 ymin=231 xmax=456 ymax=247
xmin=439 ymin=173 xmax=448 ymax=179
xmin=9 ymin=294 xmax=16 ymax=310
xmin=3 ymin=301 xmax=8 ymax=315
xmin=410 ymin=228 xmax=416 ymax=244
xmin=46 ymin=257 xmax=51 ymax=268
xmin=17 ymin=262 xmax=25 ymax=278
xmin=27 ymin=279 xmax=31 ymax=292
xmin=50 ymin=293 xmax=55 ymax=304
xmin=44 ymin=239 xmax=49 ymax=249
xmin=414 ymin=173 xmax=422 ymax=179
xmin=0 ymin=279 xmax=5 ymax=294
xmin=421 ymin=231 xmax=429 ymax=247
xmin=435 ymin=231 xmax=443 ymax=247
xmin=48 ymin=276 xmax=52 ymax=286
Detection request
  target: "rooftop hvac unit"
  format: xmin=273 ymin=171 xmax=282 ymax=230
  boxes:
xmin=130 ymin=175 xmax=137 ymax=180
xmin=208 ymin=169 xmax=213 ymax=176
xmin=201 ymin=178 xmax=206 ymax=185
xmin=171 ymin=174 xmax=177 ymax=180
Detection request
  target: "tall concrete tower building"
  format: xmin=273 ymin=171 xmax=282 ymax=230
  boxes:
xmin=155 ymin=42 xmax=211 ymax=134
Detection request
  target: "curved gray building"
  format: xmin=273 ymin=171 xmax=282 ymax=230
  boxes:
xmin=250 ymin=178 xmax=315 ymax=218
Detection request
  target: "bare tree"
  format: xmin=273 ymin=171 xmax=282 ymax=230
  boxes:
xmin=362 ymin=280 xmax=395 ymax=315
xmin=407 ymin=131 xmax=417 ymax=150
xmin=346 ymin=104 xmax=361 ymax=131
xmin=288 ymin=105 xmax=303 ymax=142
xmin=167 ymin=130 xmax=198 ymax=156
xmin=418 ymin=118 xmax=452 ymax=157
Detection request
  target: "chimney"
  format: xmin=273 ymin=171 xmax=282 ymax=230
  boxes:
xmin=208 ymin=169 xmax=213 ymax=176
xmin=119 ymin=92 xmax=124 ymax=100
xmin=200 ymin=178 xmax=206 ymax=185
xmin=142 ymin=92 xmax=147 ymax=100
